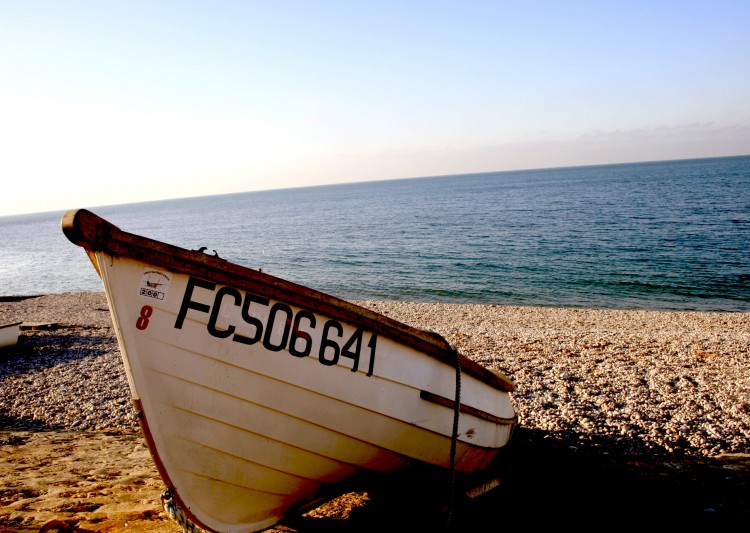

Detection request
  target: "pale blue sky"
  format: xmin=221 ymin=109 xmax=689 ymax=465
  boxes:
xmin=2 ymin=1 xmax=749 ymax=216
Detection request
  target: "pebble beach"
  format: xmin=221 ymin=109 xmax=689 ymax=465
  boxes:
xmin=1 ymin=292 xmax=749 ymax=530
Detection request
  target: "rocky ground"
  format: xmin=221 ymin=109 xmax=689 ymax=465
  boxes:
xmin=1 ymin=293 xmax=748 ymax=531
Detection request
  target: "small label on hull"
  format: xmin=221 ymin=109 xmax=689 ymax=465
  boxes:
xmin=139 ymin=270 xmax=171 ymax=301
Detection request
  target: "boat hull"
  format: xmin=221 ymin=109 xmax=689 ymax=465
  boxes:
xmin=62 ymin=209 xmax=516 ymax=533
xmin=0 ymin=322 xmax=21 ymax=348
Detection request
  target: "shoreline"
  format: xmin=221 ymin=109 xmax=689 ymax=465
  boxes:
xmin=2 ymin=291 xmax=748 ymax=314
xmin=1 ymin=293 xmax=749 ymax=530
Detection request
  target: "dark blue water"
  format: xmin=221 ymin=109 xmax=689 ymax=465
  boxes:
xmin=2 ymin=156 xmax=749 ymax=311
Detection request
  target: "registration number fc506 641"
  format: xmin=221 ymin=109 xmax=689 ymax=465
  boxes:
xmin=164 ymin=277 xmax=377 ymax=376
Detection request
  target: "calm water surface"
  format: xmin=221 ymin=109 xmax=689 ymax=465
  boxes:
xmin=1 ymin=156 xmax=748 ymax=311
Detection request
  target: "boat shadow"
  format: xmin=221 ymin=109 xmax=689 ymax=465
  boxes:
xmin=276 ymin=427 xmax=749 ymax=531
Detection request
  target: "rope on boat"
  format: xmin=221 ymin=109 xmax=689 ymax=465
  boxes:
xmin=162 ymin=488 xmax=202 ymax=533
xmin=446 ymin=346 xmax=462 ymax=527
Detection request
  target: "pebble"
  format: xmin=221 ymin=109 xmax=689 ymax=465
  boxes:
xmin=1 ymin=293 xmax=748 ymax=460
xmin=0 ymin=324 xmax=138 ymax=431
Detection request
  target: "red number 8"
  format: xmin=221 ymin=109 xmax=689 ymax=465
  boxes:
xmin=136 ymin=305 xmax=153 ymax=330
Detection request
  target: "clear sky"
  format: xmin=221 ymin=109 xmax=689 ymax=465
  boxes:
xmin=2 ymin=1 xmax=749 ymax=217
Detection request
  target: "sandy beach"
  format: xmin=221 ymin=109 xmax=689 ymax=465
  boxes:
xmin=1 ymin=293 xmax=748 ymax=531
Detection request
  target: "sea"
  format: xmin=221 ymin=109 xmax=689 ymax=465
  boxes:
xmin=1 ymin=155 xmax=749 ymax=312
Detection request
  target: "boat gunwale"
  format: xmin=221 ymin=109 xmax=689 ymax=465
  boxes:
xmin=61 ymin=208 xmax=514 ymax=393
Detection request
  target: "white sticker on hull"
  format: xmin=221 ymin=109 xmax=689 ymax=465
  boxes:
xmin=139 ymin=269 xmax=172 ymax=301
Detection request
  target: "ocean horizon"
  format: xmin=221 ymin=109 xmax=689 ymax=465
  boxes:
xmin=2 ymin=155 xmax=749 ymax=312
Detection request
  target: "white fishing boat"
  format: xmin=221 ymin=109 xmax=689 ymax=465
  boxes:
xmin=0 ymin=321 xmax=22 ymax=349
xmin=62 ymin=208 xmax=516 ymax=533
